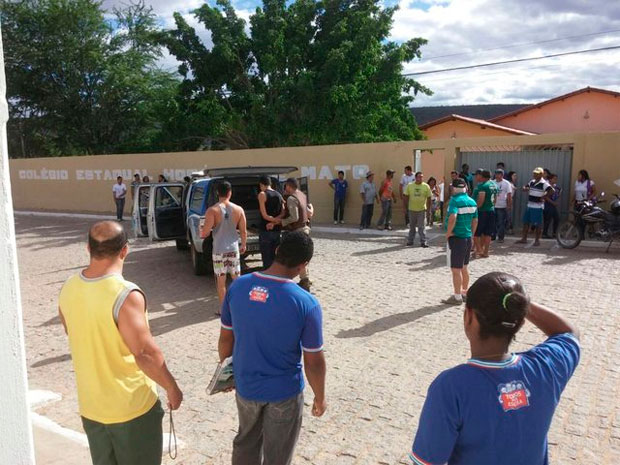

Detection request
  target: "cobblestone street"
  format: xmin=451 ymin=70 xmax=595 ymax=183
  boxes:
xmin=16 ymin=214 xmax=620 ymax=465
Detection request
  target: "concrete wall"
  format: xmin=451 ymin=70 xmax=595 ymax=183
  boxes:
xmin=0 ymin=27 xmax=36 ymax=465
xmin=495 ymin=91 xmax=620 ymax=134
xmin=411 ymin=131 xmax=620 ymax=207
xmin=9 ymin=142 xmax=445 ymax=225
xmin=9 ymin=132 xmax=620 ymax=223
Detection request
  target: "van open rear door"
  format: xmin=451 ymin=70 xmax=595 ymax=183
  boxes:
xmin=132 ymin=184 xmax=151 ymax=237
xmin=147 ymin=183 xmax=186 ymax=240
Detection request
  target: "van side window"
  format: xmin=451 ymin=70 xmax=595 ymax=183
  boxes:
xmin=190 ymin=186 xmax=204 ymax=211
xmin=156 ymin=186 xmax=183 ymax=208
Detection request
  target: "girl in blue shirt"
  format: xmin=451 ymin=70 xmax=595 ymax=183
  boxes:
xmin=410 ymin=272 xmax=580 ymax=465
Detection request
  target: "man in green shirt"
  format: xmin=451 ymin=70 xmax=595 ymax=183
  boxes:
xmin=473 ymin=169 xmax=497 ymax=258
xmin=443 ymin=178 xmax=478 ymax=305
xmin=404 ymin=172 xmax=432 ymax=247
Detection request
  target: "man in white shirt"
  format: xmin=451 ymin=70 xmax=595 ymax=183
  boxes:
xmin=399 ymin=165 xmax=415 ymax=226
xmin=493 ymin=169 xmax=512 ymax=243
xmin=112 ymin=176 xmax=128 ymax=221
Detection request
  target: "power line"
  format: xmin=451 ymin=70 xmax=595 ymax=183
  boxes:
xmin=415 ymin=53 xmax=614 ymax=84
xmin=421 ymin=28 xmax=620 ymax=61
xmin=404 ymin=44 xmax=620 ymax=76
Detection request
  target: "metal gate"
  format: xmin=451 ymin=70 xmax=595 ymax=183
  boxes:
xmin=458 ymin=150 xmax=573 ymax=229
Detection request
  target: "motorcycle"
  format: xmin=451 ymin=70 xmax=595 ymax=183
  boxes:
xmin=556 ymin=192 xmax=620 ymax=252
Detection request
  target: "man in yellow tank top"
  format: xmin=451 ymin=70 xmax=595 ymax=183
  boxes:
xmin=58 ymin=221 xmax=183 ymax=465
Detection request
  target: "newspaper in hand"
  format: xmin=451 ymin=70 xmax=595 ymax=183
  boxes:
xmin=206 ymin=356 xmax=234 ymax=395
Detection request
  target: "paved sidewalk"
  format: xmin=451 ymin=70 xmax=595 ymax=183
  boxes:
xmin=34 ymin=426 xmax=91 ymax=465
xmin=18 ymin=215 xmax=620 ymax=465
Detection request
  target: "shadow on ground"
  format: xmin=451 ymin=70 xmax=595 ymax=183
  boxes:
xmin=31 ymin=353 xmax=72 ymax=368
xmin=336 ymin=303 xmax=453 ymax=338
xmin=488 ymin=241 xmax=620 ymax=265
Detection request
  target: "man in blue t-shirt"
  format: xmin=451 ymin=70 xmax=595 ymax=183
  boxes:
xmin=329 ymin=170 xmax=348 ymax=224
xmin=219 ymin=231 xmax=327 ymax=465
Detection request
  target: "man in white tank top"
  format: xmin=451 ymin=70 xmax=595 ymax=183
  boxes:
xmin=201 ymin=181 xmax=247 ymax=308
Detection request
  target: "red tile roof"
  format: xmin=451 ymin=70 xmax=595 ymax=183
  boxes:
xmin=419 ymin=114 xmax=536 ymax=135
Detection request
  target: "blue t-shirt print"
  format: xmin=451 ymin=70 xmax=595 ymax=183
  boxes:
xmin=409 ymin=333 xmax=580 ymax=465
xmin=221 ymin=272 xmax=324 ymax=403
xmin=331 ymin=179 xmax=348 ymax=199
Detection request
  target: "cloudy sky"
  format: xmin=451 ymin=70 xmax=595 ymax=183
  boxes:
xmin=104 ymin=0 xmax=620 ymax=107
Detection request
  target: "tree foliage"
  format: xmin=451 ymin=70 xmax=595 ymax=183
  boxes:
xmin=159 ymin=0 xmax=431 ymax=150
xmin=1 ymin=0 xmax=179 ymax=157
xmin=2 ymin=0 xmax=430 ymax=156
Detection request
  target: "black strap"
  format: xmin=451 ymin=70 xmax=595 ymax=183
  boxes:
xmin=168 ymin=409 xmax=177 ymax=460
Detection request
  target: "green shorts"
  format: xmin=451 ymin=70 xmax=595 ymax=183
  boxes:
xmin=81 ymin=399 xmax=164 ymax=465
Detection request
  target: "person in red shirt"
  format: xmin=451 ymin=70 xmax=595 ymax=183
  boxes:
xmin=377 ymin=170 xmax=397 ymax=230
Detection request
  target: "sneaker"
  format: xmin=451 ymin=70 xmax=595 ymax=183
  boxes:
xmin=387 ymin=226 xmax=393 ymax=231
xmin=421 ymin=243 xmax=429 ymax=248
xmin=441 ymin=295 xmax=463 ymax=305
xmin=340 ymin=220 xmax=345 ymax=224
xmin=334 ymin=221 xmax=338 ymax=225
xmin=406 ymin=242 xmax=413 ymax=247
xmin=498 ymin=239 xmax=504 ymax=243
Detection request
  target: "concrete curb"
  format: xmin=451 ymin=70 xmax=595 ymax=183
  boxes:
xmin=15 ymin=210 xmax=111 ymax=220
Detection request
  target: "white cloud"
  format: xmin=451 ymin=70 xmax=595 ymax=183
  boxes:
xmin=108 ymin=0 xmax=620 ymax=105
xmin=393 ymin=0 xmax=620 ymax=105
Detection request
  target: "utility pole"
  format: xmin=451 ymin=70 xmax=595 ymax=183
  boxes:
xmin=0 ymin=25 xmax=36 ymax=465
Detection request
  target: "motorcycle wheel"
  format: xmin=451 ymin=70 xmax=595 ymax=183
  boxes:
xmin=556 ymin=220 xmax=582 ymax=249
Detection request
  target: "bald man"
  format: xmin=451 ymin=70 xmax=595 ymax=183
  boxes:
xmin=58 ymin=221 xmax=182 ymax=465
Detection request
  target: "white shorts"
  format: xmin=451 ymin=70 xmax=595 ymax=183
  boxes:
xmin=212 ymin=251 xmax=240 ymax=276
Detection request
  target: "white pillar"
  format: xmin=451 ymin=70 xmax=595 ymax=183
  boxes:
xmin=0 ymin=25 xmax=36 ymax=464
xmin=414 ymin=149 xmax=422 ymax=172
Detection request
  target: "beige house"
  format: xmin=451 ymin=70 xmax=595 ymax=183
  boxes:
xmin=418 ymin=86 xmax=620 ymax=137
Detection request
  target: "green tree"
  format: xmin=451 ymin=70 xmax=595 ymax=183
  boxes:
xmin=159 ymin=0 xmax=430 ymax=150
xmin=1 ymin=0 xmax=179 ymax=157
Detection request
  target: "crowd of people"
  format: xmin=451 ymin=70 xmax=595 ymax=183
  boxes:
xmin=324 ymin=163 xmax=597 ymax=250
xmin=82 ymin=165 xmax=591 ymax=465
xmin=196 ymin=176 xmax=314 ymax=293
